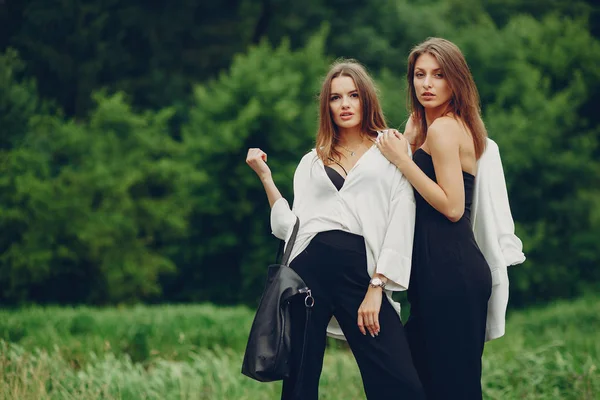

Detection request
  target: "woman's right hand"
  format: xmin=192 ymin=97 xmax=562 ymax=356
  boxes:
xmin=376 ymin=129 xmax=411 ymax=168
xmin=246 ymin=148 xmax=272 ymax=181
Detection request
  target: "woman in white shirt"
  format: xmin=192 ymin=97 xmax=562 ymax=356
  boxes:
xmin=246 ymin=60 xmax=425 ymax=399
xmin=377 ymin=37 xmax=493 ymax=400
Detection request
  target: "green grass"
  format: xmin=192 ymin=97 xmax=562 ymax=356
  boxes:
xmin=0 ymin=304 xmax=255 ymax=366
xmin=0 ymin=295 xmax=598 ymax=399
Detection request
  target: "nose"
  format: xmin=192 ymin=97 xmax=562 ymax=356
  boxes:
xmin=341 ymin=95 xmax=350 ymax=108
xmin=423 ymin=75 xmax=432 ymax=89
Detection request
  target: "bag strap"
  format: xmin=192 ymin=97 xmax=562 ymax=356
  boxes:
xmin=280 ymin=217 xmax=300 ymax=266
xmin=293 ymin=305 xmax=312 ymax=397
xmin=275 ymin=241 xmax=285 ymax=264
xmin=292 ymin=288 xmax=313 ymax=396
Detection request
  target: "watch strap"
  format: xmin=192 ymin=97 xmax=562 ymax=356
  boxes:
xmin=369 ymin=277 xmax=386 ymax=289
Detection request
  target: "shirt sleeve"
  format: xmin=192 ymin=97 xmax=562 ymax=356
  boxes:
xmin=486 ymin=141 xmax=526 ymax=267
xmin=478 ymin=140 xmax=526 ymax=268
xmin=269 ymin=151 xmax=313 ymax=242
xmin=270 ymin=198 xmax=297 ymax=241
xmin=376 ymin=173 xmax=416 ymax=291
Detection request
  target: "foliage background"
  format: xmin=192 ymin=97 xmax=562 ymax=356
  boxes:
xmin=0 ymin=0 xmax=599 ymax=310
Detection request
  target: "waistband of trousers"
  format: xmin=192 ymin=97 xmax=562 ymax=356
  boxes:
xmin=312 ymin=230 xmax=366 ymax=255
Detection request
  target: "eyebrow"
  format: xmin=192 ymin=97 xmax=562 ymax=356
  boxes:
xmin=415 ymin=67 xmax=443 ymax=71
xmin=330 ymin=89 xmax=358 ymax=95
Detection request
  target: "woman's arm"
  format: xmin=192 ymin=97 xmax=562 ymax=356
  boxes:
xmin=246 ymin=148 xmax=314 ymax=241
xmin=246 ymin=148 xmax=283 ymax=207
xmin=372 ymin=174 xmax=416 ymax=291
xmin=357 ymin=172 xmax=416 ymax=338
xmin=246 ymin=148 xmax=296 ymax=240
xmin=377 ymin=118 xmax=466 ymax=222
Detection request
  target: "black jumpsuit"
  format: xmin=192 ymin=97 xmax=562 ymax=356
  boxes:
xmin=406 ymin=149 xmax=492 ymax=400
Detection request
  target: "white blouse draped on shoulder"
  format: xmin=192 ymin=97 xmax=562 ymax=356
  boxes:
xmin=472 ymin=138 xmax=526 ymax=341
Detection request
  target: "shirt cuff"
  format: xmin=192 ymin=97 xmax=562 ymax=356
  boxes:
xmin=499 ymin=234 xmax=526 ymax=266
xmin=270 ymin=198 xmax=296 ymax=241
xmin=376 ymin=248 xmax=411 ymax=291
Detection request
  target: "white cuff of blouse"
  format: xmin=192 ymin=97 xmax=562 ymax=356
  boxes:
xmin=270 ymin=198 xmax=296 ymax=242
xmin=376 ymin=248 xmax=410 ymax=292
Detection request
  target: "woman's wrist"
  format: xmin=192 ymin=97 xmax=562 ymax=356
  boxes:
xmin=369 ymin=274 xmax=387 ymax=290
xmin=394 ymin=156 xmax=411 ymax=172
xmin=260 ymin=173 xmax=274 ymax=184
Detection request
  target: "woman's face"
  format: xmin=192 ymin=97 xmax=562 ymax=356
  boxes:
xmin=413 ymin=53 xmax=452 ymax=110
xmin=329 ymin=76 xmax=362 ymax=130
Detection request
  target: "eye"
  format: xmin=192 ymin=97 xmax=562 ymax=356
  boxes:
xmin=330 ymin=95 xmax=340 ymax=101
xmin=415 ymin=72 xmax=424 ymax=78
xmin=351 ymin=93 xmax=359 ymax=98
xmin=435 ymin=73 xmax=444 ymax=78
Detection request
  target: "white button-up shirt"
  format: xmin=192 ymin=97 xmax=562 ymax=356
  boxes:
xmin=270 ymin=138 xmax=416 ymax=340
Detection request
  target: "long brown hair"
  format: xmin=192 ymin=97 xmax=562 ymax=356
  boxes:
xmin=407 ymin=37 xmax=487 ymax=158
xmin=316 ymin=59 xmax=387 ymax=163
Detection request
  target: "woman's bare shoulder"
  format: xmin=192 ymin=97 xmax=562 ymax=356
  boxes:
xmin=428 ymin=117 xmax=463 ymax=151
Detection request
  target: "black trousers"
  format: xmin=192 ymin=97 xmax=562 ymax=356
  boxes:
xmin=281 ymin=231 xmax=425 ymax=400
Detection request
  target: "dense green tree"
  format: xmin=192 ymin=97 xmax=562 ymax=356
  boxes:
xmin=172 ymin=31 xmax=330 ymax=304
xmin=481 ymin=0 xmax=599 ymax=36
xmin=453 ymin=15 xmax=600 ymax=305
xmin=0 ymin=48 xmax=45 ymax=150
xmin=0 ymin=0 xmax=262 ymax=118
xmin=0 ymin=2 xmax=599 ymax=308
xmin=0 ymin=93 xmax=192 ymax=304
xmin=1 ymin=0 xmax=597 ymax=120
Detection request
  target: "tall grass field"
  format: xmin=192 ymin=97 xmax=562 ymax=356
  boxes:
xmin=0 ymin=296 xmax=598 ymax=399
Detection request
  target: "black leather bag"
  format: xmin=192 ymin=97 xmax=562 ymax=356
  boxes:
xmin=241 ymin=218 xmax=314 ymax=382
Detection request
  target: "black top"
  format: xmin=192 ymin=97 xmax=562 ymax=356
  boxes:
xmin=324 ymin=165 xmax=345 ymax=191
xmin=317 ymin=165 xmax=358 ymax=250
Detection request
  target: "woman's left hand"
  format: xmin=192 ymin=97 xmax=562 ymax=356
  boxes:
xmin=376 ymin=129 xmax=411 ymax=166
xmin=358 ymin=287 xmax=383 ymax=337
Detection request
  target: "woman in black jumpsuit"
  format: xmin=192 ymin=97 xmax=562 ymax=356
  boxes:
xmin=406 ymin=149 xmax=492 ymax=399
xmin=377 ymin=37 xmax=492 ymax=399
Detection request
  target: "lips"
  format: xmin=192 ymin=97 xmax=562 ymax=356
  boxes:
xmin=340 ymin=112 xmax=354 ymax=120
xmin=421 ymin=92 xmax=435 ymax=101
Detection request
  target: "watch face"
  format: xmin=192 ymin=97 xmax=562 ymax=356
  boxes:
xmin=371 ymin=278 xmax=382 ymax=286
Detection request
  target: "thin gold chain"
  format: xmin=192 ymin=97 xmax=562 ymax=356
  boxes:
xmin=337 ymin=135 xmax=374 ymax=157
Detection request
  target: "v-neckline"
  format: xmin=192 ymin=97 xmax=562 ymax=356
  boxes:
xmin=319 ymin=144 xmax=375 ymax=192
xmin=347 ymin=143 xmax=376 ymax=173
xmin=324 ymin=165 xmax=346 ymax=181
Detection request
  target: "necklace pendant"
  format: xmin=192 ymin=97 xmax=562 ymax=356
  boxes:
xmin=350 ymin=151 xmax=355 ymax=156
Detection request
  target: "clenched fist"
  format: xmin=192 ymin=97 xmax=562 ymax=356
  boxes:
xmin=246 ymin=148 xmax=272 ymax=181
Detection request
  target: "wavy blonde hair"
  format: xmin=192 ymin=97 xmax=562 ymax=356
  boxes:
xmin=316 ymin=59 xmax=387 ymax=163
xmin=407 ymin=37 xmax=487 ymax=158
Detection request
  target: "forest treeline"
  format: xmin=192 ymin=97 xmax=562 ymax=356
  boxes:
xmin=0 ymin=0 xmax=599 ymax=307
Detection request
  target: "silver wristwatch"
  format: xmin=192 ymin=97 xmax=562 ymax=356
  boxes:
xmin=369 ymin=277 xmax=386 ymax=289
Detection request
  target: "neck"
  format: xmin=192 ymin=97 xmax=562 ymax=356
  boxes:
xmin=425 ymin=103 xmax=451 ymax=127
xmin=338 ymin=126 xmax=368 ymax=147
